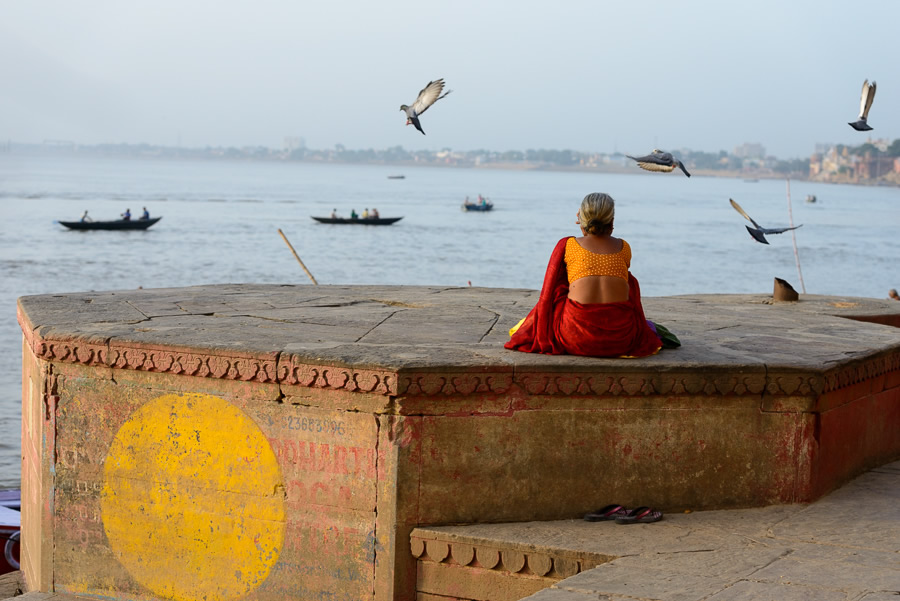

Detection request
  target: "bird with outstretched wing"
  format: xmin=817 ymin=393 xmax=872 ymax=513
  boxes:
xmin=729 ymin=198 xmax=802 ymax=244
xmin=625 ymin=149 xmax=691 ymax=177
xmin=400 ymin=79 xmax=452 ymax=135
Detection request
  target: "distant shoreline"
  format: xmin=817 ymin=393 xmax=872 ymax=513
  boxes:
xmin=4 ymin=146 xmax=897 ymax=187
xmin=283 ymin=157 xmax=819 ymax=183
xmin=389 ymin=160 xmax=899 ymax=187
xmin=381 ymin=160 xmax=900 ymax=187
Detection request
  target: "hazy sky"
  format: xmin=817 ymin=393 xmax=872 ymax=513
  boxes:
xmin=1 ymin=0 xmax=896 ymax=157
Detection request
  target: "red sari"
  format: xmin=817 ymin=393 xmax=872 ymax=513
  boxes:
xmin=505 ymin=237 xmax=662 ymax=357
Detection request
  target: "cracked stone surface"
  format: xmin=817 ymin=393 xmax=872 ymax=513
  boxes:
xmin=16 ymin=284 xmax=900 ymax=372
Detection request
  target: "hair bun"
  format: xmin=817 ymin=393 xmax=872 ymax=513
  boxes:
xmin=579 ymin=192 xmax=615 ymax=236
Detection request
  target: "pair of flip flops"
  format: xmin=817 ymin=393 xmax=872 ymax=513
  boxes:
xmin=583 ymin=504 xmax=663 ymax=524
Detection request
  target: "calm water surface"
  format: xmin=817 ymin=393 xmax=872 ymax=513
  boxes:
xmin=0 ymin=154 xmax=897 ymax=488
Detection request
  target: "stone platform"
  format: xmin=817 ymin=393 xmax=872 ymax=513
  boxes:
xmin=16 ymin=285 xmax=900 ymax=601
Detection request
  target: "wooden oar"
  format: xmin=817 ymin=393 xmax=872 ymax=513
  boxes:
xmin=277 ymin=228 xmax=318 ymax=285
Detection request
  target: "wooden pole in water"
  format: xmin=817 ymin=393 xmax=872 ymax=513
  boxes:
xmin=278 ymin=228 xmax=318 ymax=285
xmin=785 ymin=179 xmax=806 ymax=293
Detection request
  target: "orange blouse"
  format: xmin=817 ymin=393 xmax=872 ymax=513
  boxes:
xmin=564 ymin=237 xmax=631 ymax=283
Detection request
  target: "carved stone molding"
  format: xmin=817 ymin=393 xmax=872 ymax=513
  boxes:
xmin=28 ymin=335 xmax=399 ymax=394
xmin=106 ymin=346 xmax=280 ymax=383
xmin=512 ymin=371 xmax=773 ymax=398
xmin=410 ymin=535 xmax=595 ymax=579
xmin=765 ymin=374 xmax=824 ymax=397
xmin=35 ymin=340 xmax=109 ymax=368
xmin=277 ymin=355 xmax=397 ymax=395
xmin=398 ymin=373 xmax=513 ymax=397
xmin=822 ymin=353 xmax=900 ymax=393
xmin=25 ymin=332 xmax=900 ymax=399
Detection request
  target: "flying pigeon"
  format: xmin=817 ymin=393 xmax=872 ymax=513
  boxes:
xmin=400 ymin=79 xmax=452 ymax=135
xmin=729 ymin=198 xmax=802 ymax=244
xmin=848 ymin=79 xmax=876 ymax=131
xmin=625 ymin=149 xmax=691 ymax=177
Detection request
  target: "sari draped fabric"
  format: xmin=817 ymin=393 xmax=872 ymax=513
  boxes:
xmin=505 ymin=237 xmax=662 ymax=357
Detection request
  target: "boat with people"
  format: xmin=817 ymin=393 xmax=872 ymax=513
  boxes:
xmin=462 ymin=195 xmax=493 ymax=212
xmin=0 ymin=489 xmax=20 ymax=574
xmin=806 ymin=194 xmax=817 ymax=203
xmin=59 ymin=217 xmax=162 ymax=231
xmin=311 ymin=216 xmax=403 ymax=225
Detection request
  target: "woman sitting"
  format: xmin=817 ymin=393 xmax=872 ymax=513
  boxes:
xmin=505 ymin=192 xmax=664 ymax=358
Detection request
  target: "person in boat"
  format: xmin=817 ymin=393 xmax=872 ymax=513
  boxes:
xmin=80 ymin=210 xmax=92 ymax=223
xmin=890 ymin=289 xmax=899 ymax=301
xmin=505 ymin=192 xmax=672 ymax=358
xmin=140 ymin=207 xmax=150 ymax=220
xmin=331 ymin=208 xmax=338 ymax=218
xmin=362 ymin=208 xmax=370 ymax=219
xmin=121 ymin=208 xmax=131 ymax=221
xmin=372 ymin=207 xmax=380 ymax=218
xmin=350 ymin=209 xmax=358 ymax=219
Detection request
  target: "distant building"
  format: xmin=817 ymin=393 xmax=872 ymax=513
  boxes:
xmin=284 ymin=137 xmax=305 ymax=152
xmin=808 ymin=142 xmax=900 ymax=183
xmin=808 ymin=154 xmax=822 ymax=177
xmin=855 ymin=155 xmax=895 ymax=180
xmin=866 ymin=138 xmax=891 ymax=152
xmin=809 ymin=146 xmax=855 ymax=182
xmin=733 ymin=143 xmax=765 ymax=159
xmin=43 ymin=139 xmax=76 ymax=150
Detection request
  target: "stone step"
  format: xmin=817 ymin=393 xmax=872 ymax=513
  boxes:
xmin=409 ymin=506 xmax=801 ymax=601
xmin=413 ymin=462 xmax=900 ymax=601
xmin=411 ymin=518 xmax=647 ymax=601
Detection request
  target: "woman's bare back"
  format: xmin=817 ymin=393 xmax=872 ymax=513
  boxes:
xmin=567 ymin=235 xmax=630 ymax=304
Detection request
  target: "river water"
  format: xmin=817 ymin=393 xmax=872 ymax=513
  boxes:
xmin=0 ymin=153 xmax=897 ymax=488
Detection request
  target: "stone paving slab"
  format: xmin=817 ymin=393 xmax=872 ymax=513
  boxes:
xmin=17 ymin=285 xmax=900 ymax=372
xmin=769 ymin=470 xmax=900 ymax=552
xmin=517 ymin=460 xmax=900 ymax=601
xmin=749 ymin=548 xmax=899 ymax=594
xmin=704 ymin=580 xmax=853 ymax=601
xmin=551 ymin=565 xmax=735 ymax=601
xmin=507 ymin=591 xmax=602 ymax=601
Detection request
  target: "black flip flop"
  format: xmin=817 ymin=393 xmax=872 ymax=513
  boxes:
xmin=615 ymin=506 xmax=663 ymax=524
xmin=583 ymin=504 xmax=629 ymax=521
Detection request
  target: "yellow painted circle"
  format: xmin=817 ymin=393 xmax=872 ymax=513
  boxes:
xmin=101 ymin=393 xmax=284 ymax=601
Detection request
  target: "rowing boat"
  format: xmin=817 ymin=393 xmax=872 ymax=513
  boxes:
xmin=311 ymin=216 xmax=402 ymax=225
xmin=59 ymin=217 xmax=162 ymax=231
